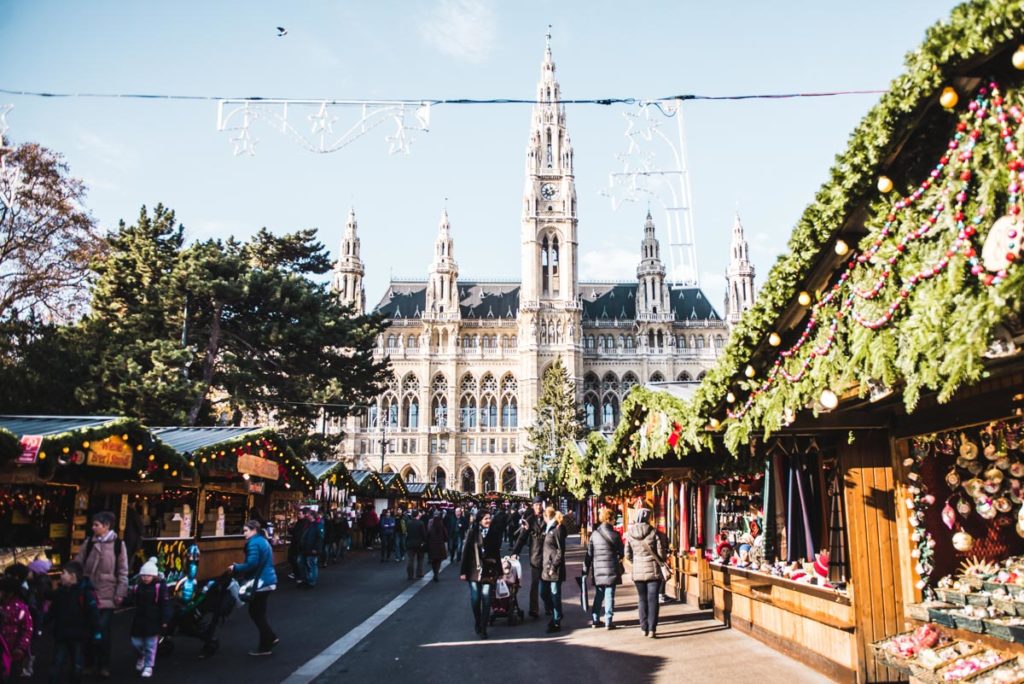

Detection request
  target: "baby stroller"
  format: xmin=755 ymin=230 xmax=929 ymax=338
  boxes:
xmin=162 ymin=573 xmax=240 ymax=658
xmin=489 ymin=555 xmax=523 ymax=626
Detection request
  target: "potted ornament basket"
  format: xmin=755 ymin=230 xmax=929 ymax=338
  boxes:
xmin=935 ymin=650 xmax=1010 ymax=682
xmin=909 ymin=642 xmax=982 ymax=682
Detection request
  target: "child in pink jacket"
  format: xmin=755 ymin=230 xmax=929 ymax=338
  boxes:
xmin=0 ymin=576 xmax=34 ymax=677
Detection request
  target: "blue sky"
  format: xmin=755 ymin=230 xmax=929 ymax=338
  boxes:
xmin=0 ymin=0 xmax=962 ymax=310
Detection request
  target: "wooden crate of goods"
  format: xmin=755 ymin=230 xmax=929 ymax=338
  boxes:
xmin=910 ymin=601 xmax=957 ymax=622
xmin=910 ymin=641 xmax=982 ymax=682
xmin=963 ymin=657 xmax=1024 ymax=683
xmin=871 ymin=624 xmax=945 ymax=673
xmin=937 ymin=650 xmax=1010 ymax=682
xmin=984 ymin=618 xmax=1024 ymax=644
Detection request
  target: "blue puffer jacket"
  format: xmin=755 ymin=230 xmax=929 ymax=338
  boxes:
xmin=233 ymin=534 xmax=278 ymax=590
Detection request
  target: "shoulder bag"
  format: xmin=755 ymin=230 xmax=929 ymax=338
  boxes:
xmin=640 ymin=536 xmax=672 ymax=583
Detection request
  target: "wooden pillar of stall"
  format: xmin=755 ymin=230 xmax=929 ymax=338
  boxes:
xmin=840 ymin=429 xmax=905 ymax=683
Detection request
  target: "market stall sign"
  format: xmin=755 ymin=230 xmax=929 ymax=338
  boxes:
xmin=87 ymin=436 xmax=134 ymax=469
xmin=17 ymin=435 xmax=42 ymax=464
xmin=248 ymin=481 xmax=265 ymax=494
xmin=237 ymin=453 xmax=279 ymax=481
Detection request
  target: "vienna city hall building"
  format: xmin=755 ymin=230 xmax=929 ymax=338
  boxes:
xmin=330 ymin=39 xmax=756 ymax=494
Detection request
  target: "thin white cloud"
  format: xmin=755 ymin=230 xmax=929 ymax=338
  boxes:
xmin=77 ymin=132 xmax=134 ymax=169
xmin=419 ymin=0 xmax=497 ymax=63
xmin=580 ymin=246 xmax=636 ymax=281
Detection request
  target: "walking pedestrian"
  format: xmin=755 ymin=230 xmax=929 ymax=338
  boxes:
xmin=124 ymin=558 xmax=171 ymax=678
xmin=322 ymin=512 xmax=338 ymax=567
xmin=512 ymin=496 xmax=548 ymax=619
xmin=624 ymin=508 xmax=667 ymax=638
xmin=395 ymin=508 xmax=408 ymax=561
xmin=74 ymin=511 xmax=128 ymax=679
xmin=584 ymin=508 xmax=624 ymax=629
xmin=362 ymin=507 xmax=379 ymax=550
xmin=426 ymin=510 xmax=449 ymax=582
xmin=405 ymin=511 xmax=427 ymax=580
xmin=338 ymin=512 xmax=352 ymax=559
xmin=0 ymin=576 xmax=33 ymax=679
xmin=299 ymin=509 xmax=324 ymax=588
xmin=46 ymin=561 xmax=100 ymax=684
xmin=287 ymin=512 xmax=308 ymax=582
xmin=228 ymin=520 xmax=279 ymax=656
xmin=540 ymin=507 xmax=567 ymax=633
xmin=23 ymin=558 xmax=53 ymax=677
xmin=379 ymin=509 xmax=396 ymax=562
xmin=459 ymin=511 xmax=502 ymax=639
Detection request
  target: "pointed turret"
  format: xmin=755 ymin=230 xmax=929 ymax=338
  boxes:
xmin=425 ymin=207 xmax=460 ymax=318
xmin=332 ymin=206 xmax=365 ymax=314
xmin=725 ymin=211 xmax=756 ymax=326
xmin=636 ymin=210 xmax=669 ymax=317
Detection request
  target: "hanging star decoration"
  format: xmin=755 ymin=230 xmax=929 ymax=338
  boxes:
xmin=231 ymin=127 xmax=257 ymax=157
xmin=308 ymin=102 xmax=337 ymax=140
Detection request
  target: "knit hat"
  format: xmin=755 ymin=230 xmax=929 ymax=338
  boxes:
xmin=27 ymin=558 xmax=52 ymax=575
xmin=532 ymin=495 xmax=545 ymax=504
xmin=139 ymin=557 xmax=160 ymax=577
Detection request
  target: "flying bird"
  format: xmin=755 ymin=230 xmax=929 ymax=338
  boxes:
xmin=276 ymin=26 xmax=288 ymax=37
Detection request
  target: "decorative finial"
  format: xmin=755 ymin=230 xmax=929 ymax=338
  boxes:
xmin=546 ymin=25 xmax=552 ymax=49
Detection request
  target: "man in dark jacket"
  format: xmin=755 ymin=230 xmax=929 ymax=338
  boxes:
xmin=299 ymin=509 xmax=324 ymax=588
xmin=288 ymin=513 xmax=309 ymax=582
xmin=584 ymin=508 xmax=624 ymax=629
xmin=405 ymin=511 xmax=427 ymax=579
xmin=512 ymin=497 xmax=549 ymax=619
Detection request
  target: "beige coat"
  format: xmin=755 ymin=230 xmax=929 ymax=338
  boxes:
xmin=74 ymin=532 xmax=129 ymax=609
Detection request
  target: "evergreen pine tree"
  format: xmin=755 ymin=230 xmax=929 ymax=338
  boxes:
xmin=525 ymin=356 xmax=583 ymax=491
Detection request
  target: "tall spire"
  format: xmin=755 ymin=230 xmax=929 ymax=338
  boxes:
xmin=725 ymin=211 xmax=756 ymax=326
xmin=426 ymin=207 xmax=459 ymax=318
xmin=332 ymin=206 xmax=365 ymax=314
xmin=637 ymin=212 xmax=667 ymax=317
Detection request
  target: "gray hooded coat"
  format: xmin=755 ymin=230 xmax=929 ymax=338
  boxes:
xmin=624 ymin=521 xmax=666 ymax=583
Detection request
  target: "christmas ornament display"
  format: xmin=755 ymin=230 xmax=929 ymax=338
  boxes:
xmin=953 ymin=530 xmax=975 ymax=552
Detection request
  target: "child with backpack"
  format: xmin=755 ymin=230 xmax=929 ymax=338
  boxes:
xmin=46 ymin=561 xmax=100 ymax=684
xmin=0 ymin=576 xmax=33 ymax=680
xmin=124 ymin=558 xmax=171 ymax=679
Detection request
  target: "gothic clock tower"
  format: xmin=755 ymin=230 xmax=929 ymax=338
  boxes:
xmin=518 ymin=30 xmax=583 ymax=428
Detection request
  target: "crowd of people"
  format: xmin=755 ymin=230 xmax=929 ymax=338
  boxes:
xmin=0 ymin=499 xmax=674 ymax=681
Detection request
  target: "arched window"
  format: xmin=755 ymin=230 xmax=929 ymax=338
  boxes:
xmin=601 ymin=395 xmax=619 ymax=428
xmin=697 ymin=371 xmax=707 ymax=381
xmin=584 ymin=393 xmax=600 ymax=429
xmin=382 ymin=394 xmax=399 ymax=427
xmin=677 ymin=335 xmax=688 ymax=349
xmin=625 ymin=336 xmax=635 ymax=350
xmin=387 ymin=335 xmax=398 ymax=349
xmin=622 ymin=373 xmax=638 ymax=394
xmin=480 ymin=396 xmax=498 ymax=429
xmin=541 ymin=236 xmax=550 ymax=295
xmin=407 ymin=335 xmax=418 ymax=349
xmin=584 ymin=373 xmax=599 ymax=392
xmin=650 ymin=372 xmax=665 ymax=383
xmin=715 ymin=335 xmax=725 ymax=349
xmin=402 ymin=397 xmax=419 ymax=428
xmin=551 ymin=236 xmax=559 ymax=276
xmin=696 ymin=335 xmax=705 ymax=349
xmin=678 ymin=371 xmax=693 ymax=383
xmin=501 ymin=467 xmax=518 ymax=493
xmin=460 ymin=396 xmax=477 ymax=429
xmin=461 ymin=467 xmax=476 ymax=493
xmin=602 ymin=372 xmax=619 ymax=394
xmin=431 ymin=396 xmax=447 ymax=427
xmin=481 ymin=466 xmax=496 ymax=493
xmin=434 ymin=467 xmax=447 ymax=490
xmin=401 ymin=465 xmax=418 ymax=482
xmin=501 ymin=397 xmax=518 ymax=428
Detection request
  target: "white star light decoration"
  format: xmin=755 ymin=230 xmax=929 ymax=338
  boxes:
xmin=0 ymin=106 xmax=25 ymax=209
xmin=216 ymin=99 xmax=431 ymax=157
xmin=601 ymin=102 xmax=668 ymax=210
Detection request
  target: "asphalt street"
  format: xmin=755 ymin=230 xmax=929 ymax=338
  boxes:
xmin=32 ymin=539 xmax=829 ymax=683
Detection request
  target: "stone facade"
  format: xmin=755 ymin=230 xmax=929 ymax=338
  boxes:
xmin=330 ymin=37 xmax=752 ymax=494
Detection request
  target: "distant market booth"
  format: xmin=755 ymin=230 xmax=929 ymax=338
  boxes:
xmin=560 ymin=5 xmax=1024 ymax=683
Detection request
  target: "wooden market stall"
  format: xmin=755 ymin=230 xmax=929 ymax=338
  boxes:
xmin=558 ymin=5 xmax=1024 ymax=682
xmin=149 ymin=426 xmax=314 ymax=581
xmin=305 ymin=460 xmax=356 ymax=513
xmin=0 ymin=415 xmax=192 ymax=571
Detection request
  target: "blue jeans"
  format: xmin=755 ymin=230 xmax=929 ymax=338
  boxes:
xmin=304 ymin=555 xmax=319 ymax=586
xmin=592 ymin=584 xmax=616 ymax=625
xmin=381 ymin=533 xmax=395 ymax=560
xmin=468 ymin=581 xmax=492 ymax=628
xmin=131 ymin=635 xmax=158 ymax=669
xmin=635 ymin=580 xmax=660 ymax=632
xmin=51 ymin=639 xmax=84 ymax=684
xmin=541 ymin=580 xmax=563 ymax=625
xmin=85 ymin=608 xmax=113 ymax=668
xmin=395 ymin=534 xmax=406 ymax=560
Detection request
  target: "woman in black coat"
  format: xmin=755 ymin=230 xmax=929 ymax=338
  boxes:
xmin=459 ymin=511 xmax=502 ymax=638
xmin=540 ymin=507 xmax=567 ymax=633
xmin=584 ymin=508 xmax=624 ymax=629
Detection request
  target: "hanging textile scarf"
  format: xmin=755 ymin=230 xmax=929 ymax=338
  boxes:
xmin=762 ymin=460 xmax=776 ymax=562
xmin=827 ymin=468 xmax=848 ymax=583
xmin=680 ymin=482 xmax=690 ymax=551
xmin=705 ymin=484 xmax=718 ymax=546
xmin=773 ymin=452 xmax=788 ymax=561
xmin=696 ymin=485 xmax=704 ymax=548
xmin=785 ymin=450 xmax=817 ymax=562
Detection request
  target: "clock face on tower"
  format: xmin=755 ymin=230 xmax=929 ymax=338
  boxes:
xmin=540 ymin=183 xmax=558 ymax=200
